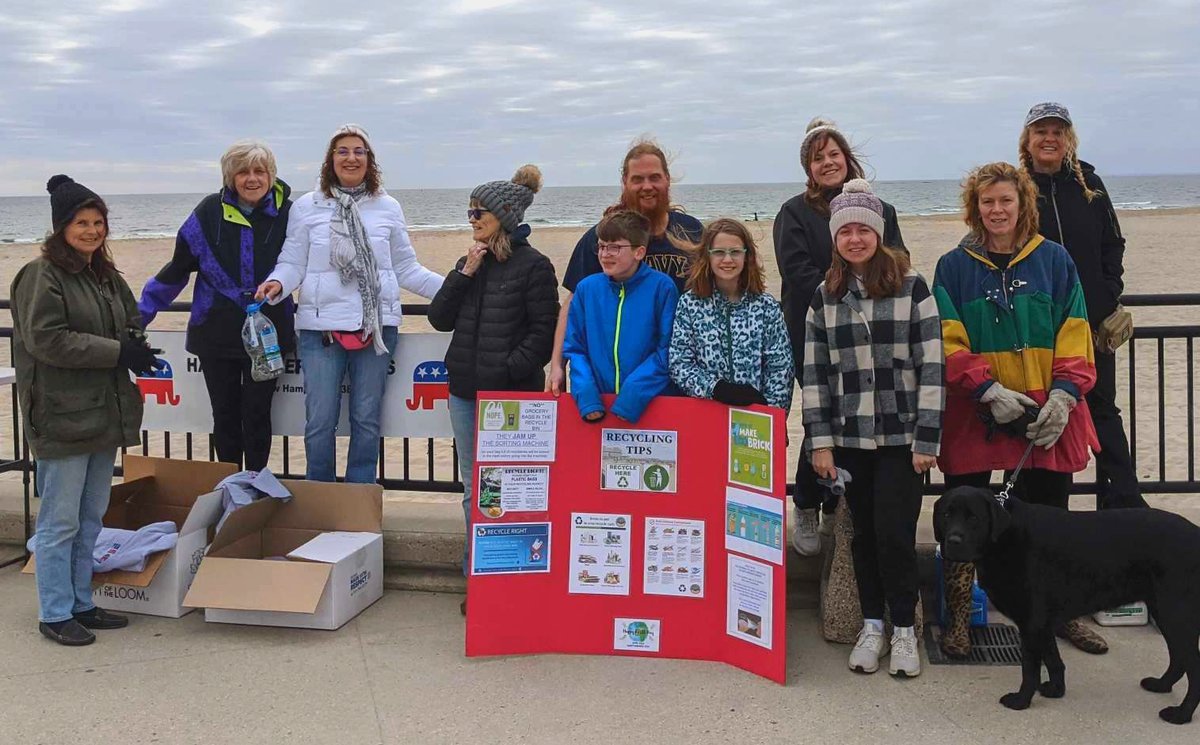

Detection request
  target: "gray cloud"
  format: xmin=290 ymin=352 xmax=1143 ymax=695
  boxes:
xmin=1 ymin=0 xmax=1196 ymax=194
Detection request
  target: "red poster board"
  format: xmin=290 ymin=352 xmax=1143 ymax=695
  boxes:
xmin=465 ymin=392 xmax=788 ymax=684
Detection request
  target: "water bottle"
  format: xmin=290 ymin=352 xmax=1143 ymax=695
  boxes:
xmin=242 ymin=302 xmax=284 ymax=382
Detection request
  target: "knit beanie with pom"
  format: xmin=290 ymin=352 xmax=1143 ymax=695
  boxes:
xmin=799 ymin=117 xmax=844 ymax=177
xmin=470 ymin=165 xmax=542 ymax=234
xmin=47 ymin=175 xmax=104 ymax=231
xmin=828 ymin=179 xmax=885 ymax=239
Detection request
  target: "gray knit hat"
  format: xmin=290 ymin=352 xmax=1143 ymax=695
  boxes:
xmin=799 ymin=116 xmax=843 ymax=176
xmin=1024 ymin=102 xmax=1072 ymax=128
xmin=828 ymin=179 xmax=885 ymax=239
xmin=470 ymin=165 xmax=542 ymax=234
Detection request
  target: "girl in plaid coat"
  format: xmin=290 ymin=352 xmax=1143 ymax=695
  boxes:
xmin=802 ymin=179 xmax=944 ymax=678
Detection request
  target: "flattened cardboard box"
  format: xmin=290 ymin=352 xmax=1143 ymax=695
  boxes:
xmin=24 ymin=455 xmax=238 ymax=618
xmin=183 ymin=479 xmax=384 ymax=630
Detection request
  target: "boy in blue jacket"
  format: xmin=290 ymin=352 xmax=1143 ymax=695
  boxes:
xmin=563 ymin=210 xmax=679 ymax=423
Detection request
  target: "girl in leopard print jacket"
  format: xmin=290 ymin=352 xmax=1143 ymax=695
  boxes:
xmin=669 ymin=219 xmax=794 ymax=410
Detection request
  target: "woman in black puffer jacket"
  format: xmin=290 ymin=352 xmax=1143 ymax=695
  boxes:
xmin=428 ymin=165 xmax=559 ymax=599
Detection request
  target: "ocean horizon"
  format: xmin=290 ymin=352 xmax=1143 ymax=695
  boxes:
xmin=3 ymin=174 xmax=1198 ymax=243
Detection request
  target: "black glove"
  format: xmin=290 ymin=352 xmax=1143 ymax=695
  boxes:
xmin=712 ymin=380 xmax=768 ymax=406
xmin=117 ymin=336 xmax=162 ymax=375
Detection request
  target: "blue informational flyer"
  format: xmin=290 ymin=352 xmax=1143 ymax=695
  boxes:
xmin=471 ymin=522 xmax=552 ymax=575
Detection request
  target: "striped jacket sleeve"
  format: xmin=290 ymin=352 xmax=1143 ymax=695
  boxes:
xmin=1048 ymin=246 xmax=1097 ymax=400
xmin=909 ymin=275 xmax=945 ymax=455
xmin=932 ymin=253 xmax=995 ymax=399
xmin=801 ymin=287 xmax=835 ymax=451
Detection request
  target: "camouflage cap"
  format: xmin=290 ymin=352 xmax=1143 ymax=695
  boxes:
xmin=1024 ymin=102 xmax=1072 ymax=128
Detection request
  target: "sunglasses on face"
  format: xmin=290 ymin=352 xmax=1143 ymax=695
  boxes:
xmin=467 ymin=208 xmax=491 ymax=221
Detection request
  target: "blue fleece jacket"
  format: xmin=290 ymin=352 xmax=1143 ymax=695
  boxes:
xmin=564 ymin=262 xmax=679 ymax=423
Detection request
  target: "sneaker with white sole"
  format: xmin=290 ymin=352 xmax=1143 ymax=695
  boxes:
xmin=848 ymin=625 xmax=888 ymax=673
xmin=889 ymin=626 xmax=921 ymax=677
xmin=790 ymin=508 xmax=821 ymax=556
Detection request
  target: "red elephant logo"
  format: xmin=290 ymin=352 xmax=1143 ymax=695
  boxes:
xmin=137 ymin=360 xmax=181 ymax=406
xmin=406 ymin=360 xmax=449 ymax=411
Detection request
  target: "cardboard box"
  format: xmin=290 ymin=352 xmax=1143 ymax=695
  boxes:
xmin=25 ymin=455 xmax=238 ymax=618
xmin=182 ymin=480 xmax=384 ymax=630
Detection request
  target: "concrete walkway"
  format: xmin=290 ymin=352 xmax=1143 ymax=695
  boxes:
xmin=1 ymin=566 xmax=1195 ymax=744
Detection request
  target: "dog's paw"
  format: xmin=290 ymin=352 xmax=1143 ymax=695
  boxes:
xmin=1158 ymin=705 xmax=1193 ymax=725
xmin=1038 ymin=679 xmax=1065 ymax=699
xmin=1000 ymin=692 xmax=1032 ymax=710
xmin=1141 ymin=676 xmax=1174 ymax=694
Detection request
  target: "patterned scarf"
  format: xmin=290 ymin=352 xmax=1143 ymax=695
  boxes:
xmin=329 ymin=184 xmax=387 ymax=355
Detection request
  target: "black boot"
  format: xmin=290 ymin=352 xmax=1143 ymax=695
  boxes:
xmin=39 ymin=620 xmax=96 ymax=646
xmin=74 ymin=607 xmax=130 ymax=630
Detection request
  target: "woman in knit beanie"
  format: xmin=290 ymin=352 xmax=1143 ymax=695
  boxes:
xmin=10 ymin=176 xmax=159 ymax=646
xmin=427 ymin=166 xmax=561 ymax=613
xmin=773 ymin=117 xmax=909 ymax=558
xmin=802 ymin=179 xmax=944 ymax=678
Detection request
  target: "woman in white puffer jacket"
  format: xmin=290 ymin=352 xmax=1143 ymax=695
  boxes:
xmin=258 ymin=124 xmax=443 ymax=483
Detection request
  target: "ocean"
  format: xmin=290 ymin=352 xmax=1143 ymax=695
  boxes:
xmin=2 ymin=174 xmax=1198 ymax=243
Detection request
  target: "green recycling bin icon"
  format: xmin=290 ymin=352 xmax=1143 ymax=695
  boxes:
xmin=643 ymin=464 xmax=671 ymax=492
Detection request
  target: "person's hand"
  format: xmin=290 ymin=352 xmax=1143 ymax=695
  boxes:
xmin=1027 ymin=389 xmax=1076 ymax=449
xmin=546 ymin=361 xmax=565 ymax=397
xmin=255 ymin=280 xmax=282 ymax=302
xmin=712 ymin=380 xmax=769 ymax=406
xmin=980 ymin=382 xmax=1038 ymax=424
xmin=912 ymin=452 xmax=937 ymax=474
xmin=460 ymin=243 xmax=488 ymax=277
xmin=117 ymin=337 xmax=160 ymax=375
xmin=811 ymin=448 xmax=836 ymax=480
xmin=584 ymin=409 xmax=605 ymax=423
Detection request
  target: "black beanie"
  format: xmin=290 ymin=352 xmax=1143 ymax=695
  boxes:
xmin=47 ymin=175 xmax=104 ymax=231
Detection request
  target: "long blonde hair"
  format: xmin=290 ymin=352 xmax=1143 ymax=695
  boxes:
xmin=1018 ymin=124 xmax=1099 ymax=202
xmin=961 ymin=162 xmax=1041 ymax=249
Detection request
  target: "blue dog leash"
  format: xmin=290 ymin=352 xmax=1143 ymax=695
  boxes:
xmin=995 ymin=440 xmax=1038 ymax=507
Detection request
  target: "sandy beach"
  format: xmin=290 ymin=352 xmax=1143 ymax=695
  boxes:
xmin=2 ymin=208 xmax=1197 ymax=493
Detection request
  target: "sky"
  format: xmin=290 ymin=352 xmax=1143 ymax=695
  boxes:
xmin=1 ymin=0 xmax=1197 ymax=195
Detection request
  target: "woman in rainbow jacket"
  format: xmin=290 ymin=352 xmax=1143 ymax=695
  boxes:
xmin=932 ymin=161 xmax=1102 ymax=659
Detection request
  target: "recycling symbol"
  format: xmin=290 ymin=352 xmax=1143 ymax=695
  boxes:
xmin=617 ymin=475 xmax=630 ymax=488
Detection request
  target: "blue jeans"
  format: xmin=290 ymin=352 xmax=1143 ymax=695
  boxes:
xmin=448 ymin=394 xmax=477 ymax=575
xmin=299 ymin=327 xmax=398 ymax=483
xmin=34 ymin=449 xmax=117 ymax=623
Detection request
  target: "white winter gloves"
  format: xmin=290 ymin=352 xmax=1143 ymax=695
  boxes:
xmin=1027 ymin=389 xmax=1077 ymax=449
xmin=980 ymin=382 xmax=1038 ymax=424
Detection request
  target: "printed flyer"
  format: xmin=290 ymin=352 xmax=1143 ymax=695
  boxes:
xmin=569 ymin=512 xmax=631 ymax=595
xmin=726 ymin=554 xmax=773 ymax=649
xmin=477 ymin=465 xmax=550 ymax=518
xmin=476 ymin=399 xmax=557 ymax=462
xmin=724 ymin=486 xmax=785 ymax=565
xmin=728 ymin=409 xmax=773 ymax=492
xmin=643 ymin=517 xmax=705 ymax=598
xmin=600 ymin=429 xmax=678 ymax=492
xmin=614 ymin=618 xmax=661 ymax=653
xmin=470 ymin=523 xmax=551 ymax=575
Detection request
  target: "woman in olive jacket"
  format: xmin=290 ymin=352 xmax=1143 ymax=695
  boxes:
xmin=11 ymin=176 xmax=160 ymax=647
xmin=427 ymin=166 xmax=559 ymax=600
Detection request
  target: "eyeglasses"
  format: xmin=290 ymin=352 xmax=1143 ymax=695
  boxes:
xmin=335 ymin=147 xmax=369 ymax=158
xmin=596 ymin=241 xmax=633 ymax=256
xmin=708 ymin=248 xmax=747 ymax=260
xmin=467 ymin=208 xmax=490 ymax=221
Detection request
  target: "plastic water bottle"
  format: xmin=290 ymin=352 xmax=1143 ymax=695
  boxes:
xmin=242 ymin=302 xmax=284 ymax=382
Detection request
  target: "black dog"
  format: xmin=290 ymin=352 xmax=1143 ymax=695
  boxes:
xmin=933 ymin=486 xmax=1200 ymax=725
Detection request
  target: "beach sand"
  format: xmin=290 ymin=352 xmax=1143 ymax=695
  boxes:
xmin=2 ymin=208 xmax=1197 ymax=495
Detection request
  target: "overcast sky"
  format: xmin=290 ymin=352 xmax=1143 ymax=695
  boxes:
xmin=1 ymin=0 xmax=1196 ymax=195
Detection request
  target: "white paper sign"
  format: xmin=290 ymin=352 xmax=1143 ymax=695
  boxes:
xmin=477 ymin=465 xmax=550 ymax=518
xmin=138 ymin=330 xmax=453 ymax=437
xmin=727 ymin=554 xmax=773 ymax=649
xmin=724 ymin=486 xmax=785 ymax=565
xmin=569 ymin=513 xmax=631 ymax=595
xmin=476 ymin=400 xmax=558 ymax=462
xmin=614 ymin=618 xmax=661 ymax=653
xmin=643 ymin=517 xmax=704 ymax=598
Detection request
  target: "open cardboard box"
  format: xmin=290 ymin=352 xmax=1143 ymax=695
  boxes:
xmin=182 ymin=479 xmax=383 ymax=630
xmin=24 ymin=455 xmax=238 ymax=618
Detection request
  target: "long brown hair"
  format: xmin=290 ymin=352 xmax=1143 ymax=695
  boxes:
xmin=824 ymin=231 xmax=909 ymax=300
xmin=961 ymin=162 xmax=1041 ymax=250
xmin=803 ymin=130 xmax=867 ymax=216
xmin=41 ymin=198 xmax=119 ymax=278
xmin=1018 ymin=124 xmax=1100 ymax=202
xmin=603 ymin=137 xmax=685 ymax=223
xmin=673 ymin=219 xmax=766 ymax=298
xmin=319 ymin=131 xmax=383 ymax=197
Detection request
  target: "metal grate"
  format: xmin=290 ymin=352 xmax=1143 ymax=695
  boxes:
xmin=925 ymin=623 xmax=1023 ymax=666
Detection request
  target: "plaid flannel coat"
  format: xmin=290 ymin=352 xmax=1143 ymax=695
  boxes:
xmin=802 ymin=271 xmax=945 ymax=455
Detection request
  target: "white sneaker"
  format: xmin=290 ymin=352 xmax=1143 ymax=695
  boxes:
xmin=791 ymin=508 xmax=821 ymax=556
xmin=818 ymin=507 xmax=835 ymax=536
xmin=889 ymin=626 xmax=921 ymax=678
xmin=849 ymin=625 xmax=889 ymax=673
